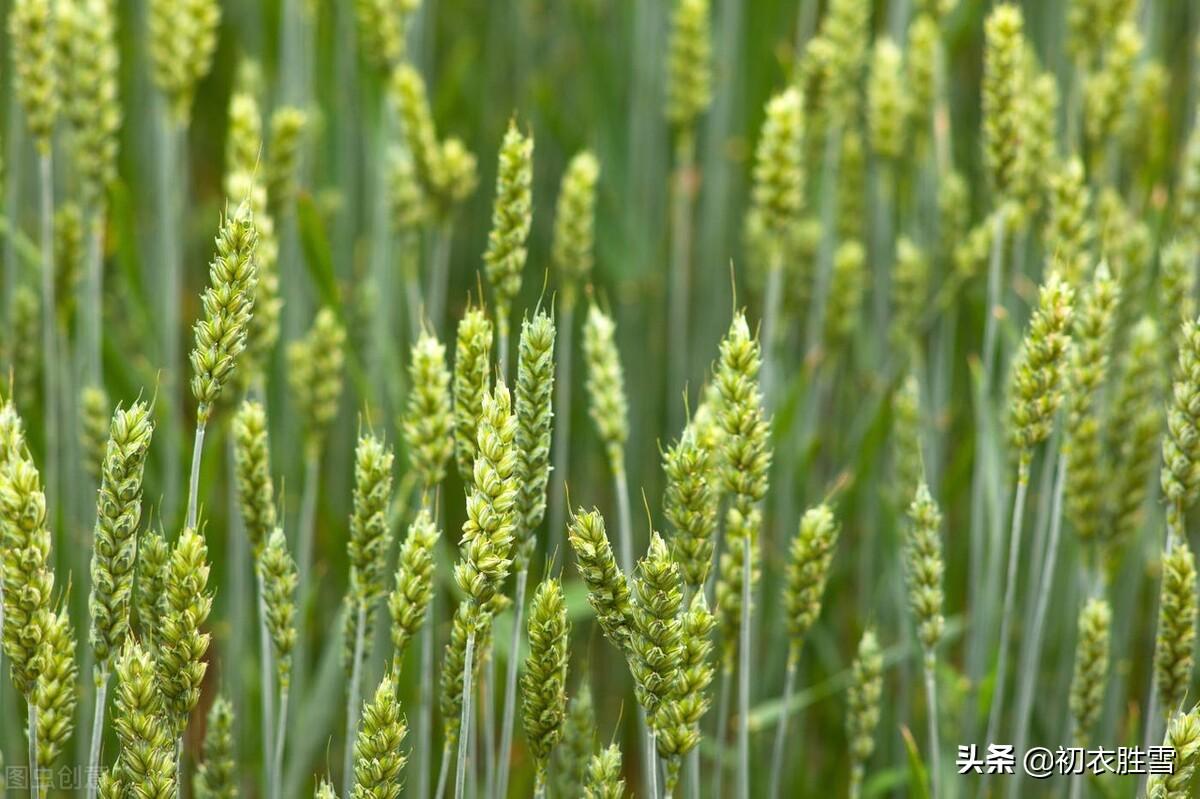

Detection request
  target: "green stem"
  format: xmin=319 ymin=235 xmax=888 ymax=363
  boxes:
xmin=84 ymin=667 xmax=108 ymax=799
xmin=416 ymin=590 xmax=435 ymax=799
xmin=174 ymin=736 xmax=183 ymax=799
xmin=435 ymin=740 xmax=452 ymax=799
xmin=343 ymin=603 xmax=367 ymax=797
xmin=428 ymin=222 xmax=453 ymax=335
xmin=498 ymin=312 xmax=511 ymax=383
xmin=28 ymin=702 xmax=38 ymax=797
xmin=257 ymin=572 xmax=276 ymax=799
xmin=532 ymin=769 xmax=547 ymax=799
xmin=159 ymin=111 xmax=183 ymax=522
xmin=647 ymin=729 xmax=659 ymax=799
xmin=482 ymin=646 xmax=497 ymax=798
xmin=495 ymin=568 xmax=528 ymax=799
xmin=84 ymin=215 xmax=103 ymax=385
xmin=37 ymin=152 xmax=56 ymax=520
xmin=715 ymin=666 xmax=731 ymax=798
xmin=981 ymin=209 xmax=1008 ymax=390
xmin=1009 ymin=452 xmax=1067 ymax=799
xmin=547 ymin=296 xmax=575 ymax=563
xmin=986 ymin=459 xmax=1031 ymax=745
xmin=668 ymin=131 xmax=696 ymax=431
xmin=274 ymin=686 xmax=289 ymax=799
xmin=455 ymin=627 xmax=477 ymax=799
xmin=760 ymin=247 xmax=785 ymax=408
xmin=613 ymin=463 xmax=633 ymax=576
xmin=294 ymin=449 xmax=320 ymax=699
xmin=849 ymin=764 xmax=864 ymax=799
xmin=185 ymin=419 xmax=207 ymax=532
xmin=767 ymin=655 xmax=798 ymax=799
xmin=924 ymin=657 xmax=940 ymax=799
xmin=737 ymin=533 xmax=751 ymax=799
xmin=803 ymin=123 xmax=842 ymax=359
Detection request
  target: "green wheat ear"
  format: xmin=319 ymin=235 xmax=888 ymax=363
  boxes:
xmin=348 ymin=434 xmax=396 ymax=606
xmin=568 ymin=508 xmax=634 ymax=653
xmin=750 ymin=87 xmax=804 ymax=244
xmin=111 ymin=640 xmax=177 ymax=795
xmin=35 ymin=603 xmax=77 ymax=768
xmin=583 ymin=745 xmax=626 ymax=799
xmin=867 ymin=37 xmax=908 ymax=160
xmin=514 ymin=310 xmax=556 ymax=567
xmin=663 ymin=417 xmax=719 ymax=593
xmin=193 ymin=694 xmax=237 ymax=799
xmin=1163 ymin=316 xmax=1200 ymax=534
xmin=404 ymin=327 xmax=454 ymax=492
xmin=157 ymin=527 xmax=214 ymax=737
xmin=552 ymin=151 xmax=600 ymax=303
xmin=982 ymin=4 xmax=1028 ymax=201
xmin=483 ymin=118 xmax=534 ymax=331
xmin=10 ymin=0 xmax=59 ymax=153
xmin=1068 ymin=597 xmax=1111 ymax=745
xmin=134 ymin=529 xmax=170 ymax=653
xmin=233 ymin=399 xmax=278 ymax=559
xmin=904 ymin=484 xmax=946 ymax=656
xmin=665 ymin=0 xmax=712 ymax=130
xmin=62 ymin=0 xmax=120 ymax=209
xmin=819 ymin=0 xmax=869 ymax=124
xmin=149 ymin=0 xmax=220 ymax=122
xmin=351 ymin=672 xmax=408 ymax=799
xmin=455 ymin=382 xmax=519 ymax=612
xmin=1044 ymin=159 xmax=1092 ymax=288
xmin=1064 ymin=265 xmax=1119 ymax=553
xmin=315 ymin=778 xmax=339 ymax=799
xmin=190 ymin=202 xmax=259 ymax=423
xmin=784 ymin=504 xmax=840 ymax=664
xmin=0 ymin=449 xmax=55 ymax=698
xmin=552 ymin=681 xmax=596 ymax=797
xmin=1008 ymin=273 xmax=1074 ymax=462
xmin=1154 ymin=541 xmax=1198 ymax=720
xmin=260 ymin=528 xmax=298 ymax=691
xmin=847 ymin=628 xmax=883 ymax=790
xmin=89 ymin=399 xmax=155 ymax=667
xmin=521 ymin=577 xmax=571 ymax=781
xmin=905 ymin=14 xmax=937 ymax=144
xmin=630 ymin=532 xmax=685 ymax=725
xmin=453 ymin=306 xmax=494 ymax=483
xmin=389 ymin=509 xmax=438 ymax=671
xmin=79 ymin=385 xmax=110 ymax=481
xmin=583 ymin=304 xmax=629 ymax=473
xmin=1148 ymin=704 xmax=1200 ymax=799
xmin=267 ymin=106 xmax=308 ymax=214
xmin=355 ymin=0 xmax=418 ymax=71
xmin=288 ymin=307 xmax=347 ymax=453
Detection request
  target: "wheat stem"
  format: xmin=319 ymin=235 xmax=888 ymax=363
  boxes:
xmin=28 ymin=701 xmax=38 ymax=796
xmin=429 ymin=222 xmax=453 ymax=332
xmin=668 ymin=131 xmax=696 ymax=428
xmin=760 ymin=248 xmax=784 ymax=408
xmin=257 ymin=574 xmax=276 ymax=799
xmin=648 ymin=731 xmax=660 ymax=799
xmin=737 ymin=532 xmax=752 ymax=799
xmin=715 ymin=665 xmax=730 ymax=796
xmin=614 ymin=465 xmax=634 ymax=576
xmin=175 ymin=736 xmax=183 ymax=799
xmin=84 ymin=215 xmax=103 ymax=384
xmin=274 ymin=686 xmax=289 ymax=799
xmin=496 ymin=567 xmax=528 ymax=799
xmin=159 ymin=112 xmax=182 ymax=518
xmin=1010 ymin=452 xmax=1067 ymax=799
xmin=767 ymin=655 xmax=798 ymax=799
xmin=37 ymin=152 xmax=56 ymax=513
xmin=185 ymin=420 xmax=207 ymax=532
xmin=804 ymin=123 xmax=842 ymax=357
xmin=548 ymin=297 xmax=575 ymax=560
xmin=417 ymin=589 xmax=435 ymax=799
xmin=343 ymin=602 xmax=367 ymax=797
xmin=981 ymin=208 xmax=1008 ymax=387
xmin=84 ymin=668 xmax=108 ymax=799
xmin=435 ymin=740 xmax=452 ymax=799
xmin=987 ymin=459 xmax=1031 ymax=744
xmin=923 ymin=657 xmax=940 ymax=799
xmin=456 ymin=628 xmax=478 ymax=799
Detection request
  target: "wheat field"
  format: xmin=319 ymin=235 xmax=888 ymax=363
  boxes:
xmin=0 ymin=0 xmax=1198 ymax=797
